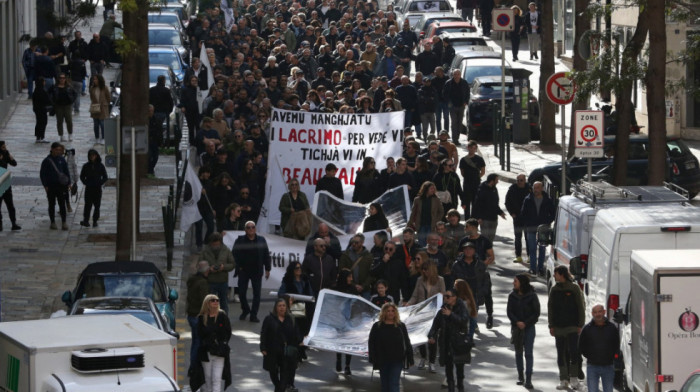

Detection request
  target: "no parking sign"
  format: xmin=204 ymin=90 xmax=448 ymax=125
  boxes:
xmin=492 ymin=9 xmax=514 ymax=32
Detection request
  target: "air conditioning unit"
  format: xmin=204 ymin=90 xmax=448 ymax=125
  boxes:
xmin=71 ymin=347 xmax=145 ymax=373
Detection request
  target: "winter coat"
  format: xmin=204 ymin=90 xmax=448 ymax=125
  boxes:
xmin=406 ymin=275 xmax=445 ymax=305
xmin=260 ymin=312 xmax=301 ymax=371
xmin=506 ymin=288 xmax=540 ymax=327
xmin=579 ymin=319 xmax=620 ymax=366
xmin=49 ymin=84 xmax=78 ymax=106
xmin=79 ymin=150 xmax=108 ymax=188
xmin=338 ymin=247 xmax=375 ymax=292
xmin=408 ymin=195 xmax=444 ymax=232
xmin=186 ymin=273 xmax=209 ymax=317
xmin=505 ymin=183 xmax=531 ymax=226
xmin=428 ymin=298 xmax=470 ymax=366
xmin=472 ymin=181 xmax=504 ymax=221
xmin=196 ymin=312 xmax=232 ymax=388
xmin=198 ymin=244 xmax=235 ymax=284
xmin=302 ymin=252 xmax=338 ymax=296
xmin=368 ymin=321 xmax=413 ymax=368
xmin=232 ymin=234 xmax=272 ymax=277
xmin=278 ymin=191 xmax=310 ymax=230
xmin=519 ymin=192 xmax=555 ymax=230
xmin=353 ymin=169 xmax=379 ymax=203
xmin=450 ymin=254 xmax=488 ymax=305
xmin=89 ymin=85 xmax=110 ymax=120
xmin=547 ymin=279 xmax=585 ymax=336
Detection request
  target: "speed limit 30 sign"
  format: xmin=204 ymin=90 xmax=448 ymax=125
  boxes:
xmin=575 ymin=110 xmax=604 ymax=158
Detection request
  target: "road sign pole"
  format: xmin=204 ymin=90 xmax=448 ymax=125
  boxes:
xmin=587 ymin=158 xmax=592 ymax=181
xmin=501 ymin=31 xmax=506 ymax=122
xmin=561 ymin=105 xmax=566 ymax=194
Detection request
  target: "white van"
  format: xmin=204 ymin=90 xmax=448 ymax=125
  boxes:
xmin=544 ymin=181 xmax=689 ymax=290
xmin=0 ymin=314 xmax=180 ymax=391
xmin=580 ymin=204 xmax=700 ymax=322
xmin=615 ymin=250 xmax=700 ymax=392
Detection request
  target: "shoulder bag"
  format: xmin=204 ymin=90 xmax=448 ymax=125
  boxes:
xmin=90 ymin=89 xmax=102 ymax=115
xmin=47 ymin=158 xmax=71 ymax=186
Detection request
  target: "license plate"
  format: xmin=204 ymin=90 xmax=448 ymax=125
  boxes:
xmin=686 ymin=161 xmax=697 ymax=170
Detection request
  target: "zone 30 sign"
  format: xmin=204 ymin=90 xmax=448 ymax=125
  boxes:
xmin=575 ymin=110 xmax=604 ymax=158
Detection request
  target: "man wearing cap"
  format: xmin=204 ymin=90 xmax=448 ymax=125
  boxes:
xmin=315 ymin=163 xmax=344 ymax=199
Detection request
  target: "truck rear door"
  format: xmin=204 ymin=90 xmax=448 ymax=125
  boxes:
xmin=657 ymin=273 xmax=700 ymax=392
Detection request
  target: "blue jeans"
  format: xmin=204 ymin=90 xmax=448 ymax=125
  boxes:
xmin=587 ymin=364 xmax=614 ymax=392
xmin=93 ymin=118 xmax=104 ymax=139
xmin=469 ymin=316 xmax=477 ymax=339
xmin=436 ymin=101 xmax=449 ymax=132
xmin=379 ymin=361 xmax=403 ymax=392
xmin=209 ymin=281 xmax=229 ymax=315
xmin=187 ymin=315 xmax=201 ymax=369
xmin=238 ymin=269 xmax=262 ymax=318
xmin=514 ymin=324 xmax=536 ymax=376
xmin=526 ymin=230 xmax=545 ymax=272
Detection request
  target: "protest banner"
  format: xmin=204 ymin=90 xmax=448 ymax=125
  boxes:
xmin=258 ymin=109 xmax=405 ymax=231
xmin=304 ymin=289 xmax=442 ymax=356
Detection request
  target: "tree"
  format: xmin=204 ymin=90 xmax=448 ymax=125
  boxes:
xmin=538 ymin=0 xmax=556 ymax=145
xmin=568 ymin=0 xmax=592 ymax=158
xmin=115 ymin=0 xmax=150 ymax=261
xmin=646 ymin=0 xmax=667 ymax=185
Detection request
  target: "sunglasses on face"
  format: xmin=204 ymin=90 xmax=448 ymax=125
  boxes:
xmin=210 ymin=298 xmax=220 ymax=302
xmin=384 ymin=246 xmax=395 ymax=251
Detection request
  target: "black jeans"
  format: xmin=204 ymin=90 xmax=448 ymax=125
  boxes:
xmin=0 ymin=186 xmax=17 ymax=224
xmin=47 ymin=185 xmax=67 ymax=223
xmin=513 ymin=224 xmax=525 ymax=257
xmin=269 ymin=352 xmax=297 ymax=392
xmin=462 ymin=185 xmax=477 ymax=217
xmin=238 ymin=269 xmax=262 ymax=317
xmin=194 ymin=209 xmax=215 ymax=247
xmin=35 ymin=109 xmax=48 ymax=140
xmin=83 ymin=186 xmax=102 ymax=223
xmin=555 ymin=332 xmax=580 ymax=380
xmin=148 ymin=142 xmax=160 ymax=174
xmin=419 ymin=341 xmax=437 ymax=362
xmin=445 ymin=354 xmax=465 ymax=389
xmin=511 ymin=34 xmax=521 ymax=59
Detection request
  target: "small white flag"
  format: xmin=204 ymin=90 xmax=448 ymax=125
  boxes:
xmin=180 ymin=162 xmax=203 ymax=232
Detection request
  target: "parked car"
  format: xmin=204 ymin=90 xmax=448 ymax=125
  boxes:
xmin=459 ymin=56 xmax=512 ymax=84
xmin=466 ymin=76 xmax=540 ymax=141
xmin=441 ymin=32 xmax=488 ymax=52
xmin=418 ymin=22 xmax=477 ymax=52
xmin=110 ymin=64 xmax=180 ymax=104
xmin=528 ymin=135 xmax=700 ymax=198
xmin=149 ymin=46 xmax=188 ymax=83
xmin=147 ymin=11 xmax=185 ymax=34
xmin=395 ymin=0 xmax=454 ymax=28
xmin=448 ymin=48 xmax=501 ymax=75
xmin=69 ymin=296 xmax=180 ymax=339
xmin=413 ymin=12 xmax=463 ymax=40
xmin=152 ymin=0 xmax=190 ymax=23
xmin=148 ymin=23 xmax=188 ymax=63
xmin=61 ymin=261 xmax=179 ymax=329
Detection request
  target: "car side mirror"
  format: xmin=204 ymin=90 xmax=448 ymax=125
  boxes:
xmin=569 ymin=257 xmax=582 ymax=277
xmin=62 ymin=290 xmax=72 ymax=306
xmin=613 ymin=308 xmax=627 ymax=324
xmin=169 ymin=289 xmax=179 ymax=301
xmin=536 ymin=224 xmax=552 ymax=246
xmin=169 ymin=330 xmax=181 ymax=339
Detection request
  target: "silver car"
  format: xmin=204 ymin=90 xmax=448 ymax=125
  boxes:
xmin=395 ymin=0 xmax=454 ymax=28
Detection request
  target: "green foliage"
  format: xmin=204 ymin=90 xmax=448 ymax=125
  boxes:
xmin=114 ymin=33 xmax=139 ymax=58
xmin=39 ymin=0 xmax=98 ymax=32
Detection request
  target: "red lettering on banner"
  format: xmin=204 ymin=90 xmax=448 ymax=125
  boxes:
xmin=276 ymin=128 xmax=343 ymax=145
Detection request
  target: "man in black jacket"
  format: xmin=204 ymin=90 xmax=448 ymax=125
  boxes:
xmin=520 ymin=181 xmax=555 ymax=275
xmin=179 ymin=75 xmax=201 ymax=144
xmin=149 ymin=75 xmax=174 ymax=141
xmin=505 ymin=174 xmax=532 ymax=263
xmin=579 ymin=304 xmax=619 ymax=392
xmin=472 ymin=173 xmax=506 ymax=243
xmin=87 ymin=34 xmax=108 ymax=76
xmin=442 ymin=69 xmax=470 ymax=145
xmin=415 ymin=42 xmax=440 ymax=77
xmin=232 ymin=222 xmax=271 ymax=322
xmin=315 ymin=163 xmax=344 ymax=199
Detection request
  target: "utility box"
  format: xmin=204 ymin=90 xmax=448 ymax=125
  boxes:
xmin=511 ymin=68 xmax=532 ymax=144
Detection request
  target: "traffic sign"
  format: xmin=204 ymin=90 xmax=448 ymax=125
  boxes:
xmin=492 ymin=9 xmax=514 ymax=32
xmin=546 ymin=72 xmax=576 ymax=105
xmin=574 ymin=110 xmax=604 ymax=158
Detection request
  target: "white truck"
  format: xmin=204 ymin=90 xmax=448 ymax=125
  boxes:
xmin=614 ymin=249 xmax=700 ymax=392
xmin=0 ymin=314 xmax=180 ymax=392
xmin=543 ymin=181 xmax=689 ymax=290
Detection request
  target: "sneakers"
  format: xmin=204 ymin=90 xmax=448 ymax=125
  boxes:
xmin=486 ymin=315 xmax=493 ymax=329
xmin=428 ymin=362 xmax=436 ymax=373
xmin=556 ymin=380 xmax=569 ymax=390
xmin=61 ymin=222 xmax=69 ymax=231
xmin=50 ymin=222 xmax=58 ymax=230
xmin=232 ymin=294 xmax=240 ymax=303
xmin=60 ymin=136 xmax=66 ymax=142
xmin=68 ymin=135 xmax=73 ymax=142
xmin=569 ymin=377 xmax=579 ymax=390
xmin=513 ymin=256 xmax=523 ymax=263
xmin=41 ymin=139 xmax=50 ymax=143
xmin=417 ymin=358 xmax=426 ymax=369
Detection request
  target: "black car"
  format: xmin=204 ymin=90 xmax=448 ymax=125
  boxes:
xmin=467 ymin=76 xmax=540 ymax=141
xmin=62 ymin=261 xmax=179 ymax=329
xmin=528 ymin=135 xmax=700 ymax=198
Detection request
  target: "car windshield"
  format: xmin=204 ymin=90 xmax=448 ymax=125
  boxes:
xmin=408 ymin=1 xmax=450 ymax=11
xmin=148 ymin=15 xmax=180 ymax=29
xmin=478 ymin=83 xmax=514 ymax=95
xmin=75 ymin=309 xmax=159 ymax=328
xmin=149 ymin=69 xmax=172 ymax=86
xmin=148 ymin=29 xmax=182 ymax=46
xmin=682 ymin=374 xmax=700 ymax=392
xmin=667 ymin=140 xmax=690 ymax=158
xmin=436 ymin=26 xmax=476 ymax=35
xmin=451 ymin=39 xmax=486 ymax=47
xmin=80 ymin=274 xmax=166 ymax=302
xmin=464 ymin=65 xmax=511 ymax=83
xmin=149 ymin=52 xmax=181 ymax=71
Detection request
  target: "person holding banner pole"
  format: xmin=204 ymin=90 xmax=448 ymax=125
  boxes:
xmin=278 ymin=178 xmax=310 ymax=240
xmin=368 ymin=302 xmax=414 ymax=392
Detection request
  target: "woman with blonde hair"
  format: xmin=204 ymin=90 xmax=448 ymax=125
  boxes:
xmin=196 ymin=294 xmax=232 ymax=392
xmin=368 ymin=302 xmax=414 ymax=392
xmin=511 ymin=5 xmax=525 ymax=61
xmin=405 ymin=259 xmax=445 ymax=372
